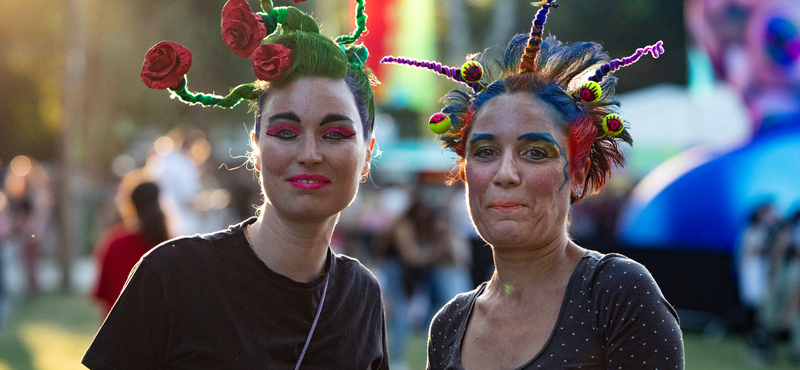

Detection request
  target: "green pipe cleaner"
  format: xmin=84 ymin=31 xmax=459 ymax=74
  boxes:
xmin=168 ymin=78 xmax=259 ymax=108
xmin=335 ymin=0 xmax=367 ymax=45
xmin=260 ymin=12 xmax=279 ymax=35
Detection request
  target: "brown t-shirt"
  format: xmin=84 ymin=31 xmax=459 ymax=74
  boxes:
xmin=427 ymin=250 xmax=684 ymax=370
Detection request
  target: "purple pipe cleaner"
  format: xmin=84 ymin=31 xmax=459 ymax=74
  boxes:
xmin=380 ymin=56 xmax=483 ymax=92
xmin=590 ymin=40 xmax=665 ymax=83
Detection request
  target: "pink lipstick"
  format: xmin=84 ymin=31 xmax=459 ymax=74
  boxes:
xmin=288 ymin=174 xmax=331 ymax=190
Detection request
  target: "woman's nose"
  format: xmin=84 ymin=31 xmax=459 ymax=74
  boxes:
xmin=492 ymin=152 xmax=520 ymax=188
xmin=295 ymin=135 xmax=323 ymax=165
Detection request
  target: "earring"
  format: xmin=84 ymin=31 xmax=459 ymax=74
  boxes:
xmin=572 ymin=187 xmax=584 ymax=199
xmin=359 ymin=174 xmax=368 ymax=184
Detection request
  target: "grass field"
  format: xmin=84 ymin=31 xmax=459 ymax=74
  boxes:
xmin=0 ymin=292 xmax=798 ymax=369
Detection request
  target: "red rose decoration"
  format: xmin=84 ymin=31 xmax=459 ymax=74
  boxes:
xmin=252 ymin=44 xmax=293 ymax=81
xmin=221 ymin=0 xmax=267 ymax=58
xmin=140 ymin=41 xmax=192 ymax=90
xmin=293 ymin=0 xmax=307 ymax=2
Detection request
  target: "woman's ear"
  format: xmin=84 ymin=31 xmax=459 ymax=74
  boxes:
xmin=251 ymin=133 xmax=261 ymax=172
xmin=571 ymin=158 xmax=591 ymax=196
xmin=362 ymin=139 xmax=375 ymax=176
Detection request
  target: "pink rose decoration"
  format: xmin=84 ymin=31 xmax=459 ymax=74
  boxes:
xmin=221 ymin=0 xmax=267 ymax=58
xmin=252 ymin=44 xmax=293 ymax=81
xmin=140 ymin=41 xmax=193 ymax=90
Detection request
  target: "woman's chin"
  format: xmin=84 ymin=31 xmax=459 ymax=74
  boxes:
xmin=267 ymin=198 xmax=349 ymax=223
xmin=479 ymin=225 xmax=529 ymax=248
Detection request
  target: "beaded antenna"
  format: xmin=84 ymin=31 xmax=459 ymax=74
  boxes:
xmin=140 ymin=0 xmax=373 ymax=109
xmin=378 ymin=57 xmax=488 ymax=94
xmin=519 ymin=0 xmax=558 ymax=73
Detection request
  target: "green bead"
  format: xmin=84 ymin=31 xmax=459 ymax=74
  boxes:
xmin=429 ymin=112 xmax=451 ymax=135
xmin=577 ymin=81 xmax=602 ymax=102
xmin=460 ymin=61 xmax=483 ymax=83
xmin=602 ymin=114 xmax=624 ymax=136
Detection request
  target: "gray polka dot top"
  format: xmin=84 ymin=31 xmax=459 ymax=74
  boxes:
xmin=426 ymin=250 xmax=684 ymax=370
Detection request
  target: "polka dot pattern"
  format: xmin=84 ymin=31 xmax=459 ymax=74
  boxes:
xmin=426 ymin=250 xmax=685 ymax=369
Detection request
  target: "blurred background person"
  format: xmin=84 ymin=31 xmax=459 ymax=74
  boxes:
xmin=3 ymin=156 xmax=53 ymax=296
xmin=759 ymin=207 xmax=800 ymax=363
xmin=431 ymin=184 xmax=472 ymax=315
xmin=373 ymin=190 xmax=444 ymax=369
xmin=92 ymin=176 xmax=169 ymax=318
xmin=144 ymin=128 xmax=203 ymax=237
xmin=0 ymin=185 xmax=11 ymax=329
xmin=449 ymin=182 xmax=492 ymax=289
xmin=783 ymin=209 xmax=800 ymax=362
xmin=736 ymin=202 xmax=780 ymax=360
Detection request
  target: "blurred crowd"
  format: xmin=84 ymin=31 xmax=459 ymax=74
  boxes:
xmin=0 ymin=128 xmax=255 ymax=327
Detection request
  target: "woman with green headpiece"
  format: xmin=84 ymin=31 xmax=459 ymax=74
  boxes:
xmin=82 ymin=0 xmax=388 ymax=369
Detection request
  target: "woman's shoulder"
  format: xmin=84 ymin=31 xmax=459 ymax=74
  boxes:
xmin=579 ymin=250 xmax=657 ymax=286
xmin=430 ymin=283 xmax=483 ymax=330
xmin=427 ymin=283 xmax=482 ymax=366
xmin=332 ymin=253 xmax=384 ymax=291
xmin=141 ymin=221 xmax=250 ymax=269
xmin=577 ymin=250 xmax=677 ymax=318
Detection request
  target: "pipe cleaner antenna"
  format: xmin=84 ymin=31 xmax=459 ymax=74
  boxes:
xmin=335 ymin=0 xmax=368 ymax=45
xmin=379 ymin=56 xmax=488 ymax=94
xmin=589 ymin=40 xmax=664 ymax=83
xmin=170 ymin=78 xmax=259 ymax=108
xmin=519 ymin=0 xmax=558 ymax=73
xmin=572 ymin=41 xmax=664 ymax=103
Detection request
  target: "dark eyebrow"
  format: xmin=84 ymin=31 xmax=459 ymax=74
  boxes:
xmin=517 ymin=132 xmax=558 ymax=144
xmin=268 ymin=112 xmax=301 ymax=123
xmin=468 ymin=133 xmax=494 ymax=145
xmin=319 ymin=113 xmax=354 ymax=126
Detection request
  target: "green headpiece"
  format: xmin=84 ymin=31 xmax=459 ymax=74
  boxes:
xmin=140 ymin=0 xmax=375 ymax=111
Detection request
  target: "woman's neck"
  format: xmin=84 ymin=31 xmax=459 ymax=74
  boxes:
xmin=486 ymin=235 xmax=584 ymax=302
xmin=246 ymin=206 xmax=337 ymax=283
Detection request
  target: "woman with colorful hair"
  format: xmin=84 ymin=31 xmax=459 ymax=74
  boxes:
xmin=382 ymin=1 xmax=683 ymax=369
xmin=83 ymin=0 xmax=388 ymax=368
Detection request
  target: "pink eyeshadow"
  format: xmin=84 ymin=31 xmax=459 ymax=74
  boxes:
xmin=265 ymin=124 xmax=300 ymax=136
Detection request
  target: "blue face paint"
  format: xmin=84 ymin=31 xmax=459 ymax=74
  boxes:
xmin=517 ymin=132 xmax=569 ymax=191
xmin=517 ymin=132 xmax=558 ymax=144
